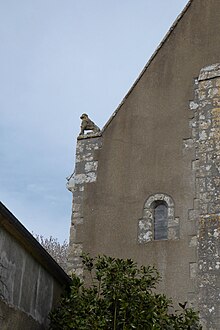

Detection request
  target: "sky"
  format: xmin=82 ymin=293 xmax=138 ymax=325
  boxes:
xmin=0 ymin=0 xmax=189 ymax=242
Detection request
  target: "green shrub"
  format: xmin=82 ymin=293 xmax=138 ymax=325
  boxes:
xmin=49 ymin=254 xmax=202 ymax=330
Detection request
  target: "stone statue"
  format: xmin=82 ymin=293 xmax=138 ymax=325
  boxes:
xmin=79 ymin=113 xmax=100 ymax=135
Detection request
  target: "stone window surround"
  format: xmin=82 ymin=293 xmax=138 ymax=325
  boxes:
xmin=138 ymin=193 xmax=179 ymax=243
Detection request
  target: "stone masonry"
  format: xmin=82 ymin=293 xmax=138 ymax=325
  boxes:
xmin=188 ymin=64 xmax=220 ymax=330
xmin=138 ymin=193 xmax=179 ymax=243
xmin=67 ymin=133 xmax=102 ymax=276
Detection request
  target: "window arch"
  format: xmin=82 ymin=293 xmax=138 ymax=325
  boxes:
xmin=138 ymin=193 xmax=179 ymax=243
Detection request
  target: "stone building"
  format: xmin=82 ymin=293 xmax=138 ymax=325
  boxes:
xmin=0 ymin=202 xmax=71 ymax=330
xmin=67 ymin=1 xmax=220 ymax=328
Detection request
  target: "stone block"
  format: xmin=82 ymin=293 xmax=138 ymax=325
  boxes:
xmin=85 ymin=172 xmax=97 ymax=183
xmin=189 ymin=101 xmax=199 ymax=110
xmin=74 ymin=224 xmax=84 ymax=243
xmin=199 ymin=130 xmax=208 ymax=141
xmin=192 ymin=159 xmax=200 ymax=170
xmin=74 ymin=173 xmax=86 ymax=185
xmin=197 ymin=89 xmax=207 ymax=101
xmin=208 ymin=88 xmax=220 ymax=98
xmin=138 ymin=219 xmax=152 ymax=243
xmin=167 ymin=207 xmax=174 ymax=217
xmin=212 ymin=116 xmax=220 ymax=128
xmin=188 ymin=209 xmax=199 ymax=221
xmin=168 ymin=226 xmax=179 ymax=240
xmin=71 ymin=212 xmax=81 ymax=220
xmin=72 ymin=203 xmax=81 ymax=213
xmin=183 ymin=138 xmax=194 ymax=149
xmin=199 ymin=80 xmax=213 ymax=90
xmin=69 ymin=243 xmax=83 ymax=257
xmin=199 ymin=63 xmax=220 ymax=80
xmin=188 ymin=221 xmax=197 ymax=235
xmin=211 ymin=108 xmax=220 ymax=118
xmin=189 ymin=262 xmax=197 ymax=279
xmin=85 ymin=161 xmax=98 ymax=172
xmin=168 ymin=216 xmax=179 ymax=227
xmin=212 ymin=99 xmax=220 ymax=107
xmin=189 ymin=235 xmax=197 ymax=247
xmin=215 ymin=78 xmax=220 ymax=87
xmin=163 ymin=195 xmax=174 ymax=206
xmin=69 ymin=226 xmax=76 ymax=243
xmin=199 ymin=119 xmax=211 ymax=129
xmin=142 ymin=209 xmax=153 ymax=219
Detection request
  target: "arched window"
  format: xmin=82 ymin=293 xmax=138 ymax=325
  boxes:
xmin=138 ymin=193 xmax=179 ymax=243
xmin=154 ymin=201 xmax=168 ymax=240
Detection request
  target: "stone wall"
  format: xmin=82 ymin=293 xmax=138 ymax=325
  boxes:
xmin=0 ymin=203 xmax=70 ymax=330
xmin=188 ymin=64 xmax=220 ymax=330
xmin=67 ymin=133 xmax=102 ymax=276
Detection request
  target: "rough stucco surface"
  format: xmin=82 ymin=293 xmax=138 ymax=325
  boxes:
xmin=68 ymin=0 xmax=220 ymax=328
xmin=0 ymin=227 xmax=63 ymax=329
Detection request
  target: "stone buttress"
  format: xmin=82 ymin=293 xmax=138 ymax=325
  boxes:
xmin=66 ymin=133 xmax=102 ymax=276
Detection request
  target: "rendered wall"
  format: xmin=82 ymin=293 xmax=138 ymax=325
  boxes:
xmin=68 ymin=0 xmax=220 ymax=329
xmin=0 ymin=226 xmax=64 ymax=330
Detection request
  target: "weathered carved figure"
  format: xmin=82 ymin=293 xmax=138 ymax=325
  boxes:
xmin=79 ymin=113 xmax=100 ymax=135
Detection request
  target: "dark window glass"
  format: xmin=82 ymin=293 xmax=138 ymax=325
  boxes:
xmin=154 ymin=203 xmax=168 ymax=240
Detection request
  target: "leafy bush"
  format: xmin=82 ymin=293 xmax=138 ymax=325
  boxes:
xmin=49 ymin=254 xmax=202 ymax=330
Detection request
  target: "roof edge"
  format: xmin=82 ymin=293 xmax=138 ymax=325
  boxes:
xmin=101 ymin=0 xmax=193 ymax=133
xmin=0 ymin=202 xmax=71 ymax=286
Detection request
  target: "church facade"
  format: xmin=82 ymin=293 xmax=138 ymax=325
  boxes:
xmin=67 ymin=1 xmax=220 ymax=328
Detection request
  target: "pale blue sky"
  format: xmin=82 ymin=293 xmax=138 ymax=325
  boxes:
xmin=0 ymin=0 xmax=188 ymax=242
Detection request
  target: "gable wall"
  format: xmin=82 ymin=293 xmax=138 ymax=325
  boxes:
xmin=69 ymin=1 xmax=220 ymax=328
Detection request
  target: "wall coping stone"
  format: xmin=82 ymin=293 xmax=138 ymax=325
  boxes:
xmin=77 ymin=132 xmax=102 ymax=140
